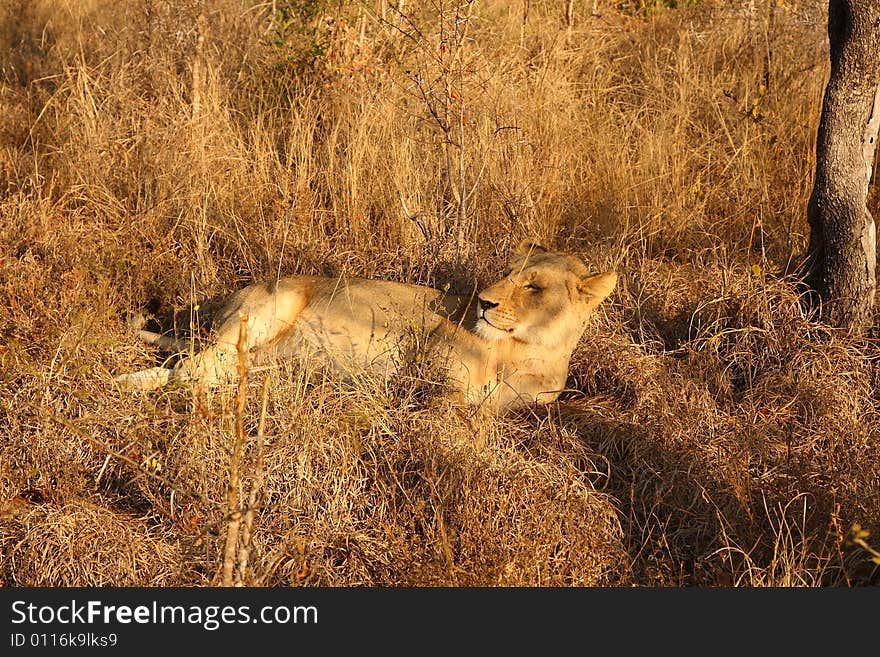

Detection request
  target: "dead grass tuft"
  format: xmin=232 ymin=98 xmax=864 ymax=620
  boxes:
xmin=1 ymin=500 xmax=182 ymax=586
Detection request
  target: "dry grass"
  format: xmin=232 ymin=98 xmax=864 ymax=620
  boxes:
xmin=0 ymin=0 xmax=878 ymax=587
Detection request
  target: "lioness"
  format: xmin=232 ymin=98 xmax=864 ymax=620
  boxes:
xmin=115 ymin=242 xmax=616 ymax=413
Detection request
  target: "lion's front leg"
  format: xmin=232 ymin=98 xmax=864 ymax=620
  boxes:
xmin=495 ymin=374 xmax=564 ymax=413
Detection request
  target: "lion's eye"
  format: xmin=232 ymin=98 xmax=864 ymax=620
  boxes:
xmin=524 ymin=283 xmax=541 ymax=292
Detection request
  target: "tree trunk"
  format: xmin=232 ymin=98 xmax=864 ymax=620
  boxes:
xmin=805 ymin=0 xmax=880 ymax=332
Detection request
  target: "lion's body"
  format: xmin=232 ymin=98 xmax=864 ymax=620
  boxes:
xmin=116 ymin=244 xmax=616 ymax=413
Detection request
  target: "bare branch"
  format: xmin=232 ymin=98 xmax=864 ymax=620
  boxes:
xmin=399 ymin=191 xmax=432 ymax=242
xmin=235 ymin=374 xmax=270 ymax=586
xmin=221 ymin=313 xmax=249 ymax=587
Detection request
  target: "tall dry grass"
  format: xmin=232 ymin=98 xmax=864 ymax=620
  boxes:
xmin=1 ymin=0 xmax=878 ymax=586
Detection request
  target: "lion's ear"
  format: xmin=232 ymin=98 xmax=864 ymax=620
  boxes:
xmin=514 ymin=240 xmax=548 ymax=257
xmin=578 ymin=272 xmax=617 ymax=309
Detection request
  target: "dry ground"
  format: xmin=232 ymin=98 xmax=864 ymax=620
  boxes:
xmin=1 ymin=0 xmax=878 ymax=586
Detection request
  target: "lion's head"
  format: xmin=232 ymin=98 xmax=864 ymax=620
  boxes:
xmin=475 ymin=242 xmax=617 ymax=347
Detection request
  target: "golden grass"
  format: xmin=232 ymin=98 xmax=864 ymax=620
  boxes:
xmin=1 ymin=0 xmax=878 ymax=586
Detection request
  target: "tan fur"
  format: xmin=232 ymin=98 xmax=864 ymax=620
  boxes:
xmin=115 ymin=242 xmax=617 ymax=414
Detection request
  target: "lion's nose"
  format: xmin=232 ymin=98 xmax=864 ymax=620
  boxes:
xmin=478 ymin=298 xmax=498 ymax=314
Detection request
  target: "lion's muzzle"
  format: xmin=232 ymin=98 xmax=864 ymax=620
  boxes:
xmin=477 ymin=297 xmax=499 ymax=318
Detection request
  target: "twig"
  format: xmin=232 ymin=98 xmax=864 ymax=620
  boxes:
xmin=221 ymin=313 xmax=249 ymax=587
xmin=399 ymin=191 xmax=432 ymax=242
xmin=235 ymin=375 xmax=271 ymax=586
